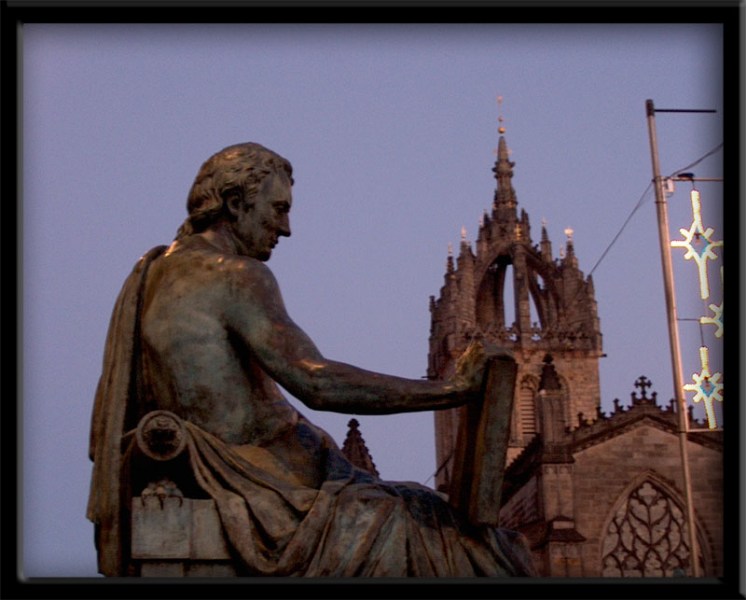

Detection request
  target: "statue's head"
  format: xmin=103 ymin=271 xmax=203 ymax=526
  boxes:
xmin=176 ymin=142 xmax=294 ymax=239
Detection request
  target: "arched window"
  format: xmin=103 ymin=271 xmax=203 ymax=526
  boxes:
xmin=601 ymin=479 xmax=704 ymax=577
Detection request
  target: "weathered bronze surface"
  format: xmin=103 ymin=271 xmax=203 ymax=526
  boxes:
xmin=87 ymin=142 xmax=536 ymax=577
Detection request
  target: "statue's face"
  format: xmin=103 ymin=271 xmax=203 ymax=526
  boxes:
xmin=233 ymin=169 xmax=292 ymax=261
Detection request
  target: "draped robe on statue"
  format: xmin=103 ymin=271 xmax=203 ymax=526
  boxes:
xmin=87 ymin=247 xmax=535 ymax=577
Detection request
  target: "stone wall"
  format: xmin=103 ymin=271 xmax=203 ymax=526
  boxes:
xmin=571 ymin=423 xmax=723 ymax=576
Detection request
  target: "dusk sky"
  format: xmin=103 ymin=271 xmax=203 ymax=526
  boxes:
xmin=20 ymin=21 xmax=726 ymax=577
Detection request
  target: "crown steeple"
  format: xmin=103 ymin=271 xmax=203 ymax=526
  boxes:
xmin=429 ymin=116 xmax=604 ymax=487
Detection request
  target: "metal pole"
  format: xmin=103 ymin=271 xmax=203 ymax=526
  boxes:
xmin=645 ymin=99 xmax=701 ymax=577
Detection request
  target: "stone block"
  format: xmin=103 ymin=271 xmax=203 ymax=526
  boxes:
xmin=132 ymin=497 xmax=231 ymax=561
xmin=132 ymin=496 xmax=191 ymax=559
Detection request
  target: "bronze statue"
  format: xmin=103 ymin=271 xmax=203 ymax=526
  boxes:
xmin=87 ymin=142 xmax=535 ymax=577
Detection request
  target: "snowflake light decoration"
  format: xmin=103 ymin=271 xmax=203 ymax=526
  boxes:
xmin=699 ymin=266 xmax=723 ymax=338
xmin=682 ymin=346 xmax=723 ymax=430
xmin=700 ymin=303 xmax=723 ymax=339
xmin=670 ymin=190 xmax=722 ymax=300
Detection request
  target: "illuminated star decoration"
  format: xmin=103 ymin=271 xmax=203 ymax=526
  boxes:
xmin=699 ymin=266 xmax=723 ymax=338
xmin=682 ymin=346 xmax=723 ymax=430
xmin=670 ymin=190 xmax=723 ymax=299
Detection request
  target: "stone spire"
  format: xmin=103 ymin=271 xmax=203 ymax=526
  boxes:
xmin=341 ymin=419 xmax=380 ymax=477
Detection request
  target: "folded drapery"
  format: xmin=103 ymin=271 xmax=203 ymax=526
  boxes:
xmin=181 ymin=418 xmax=534 ymax=577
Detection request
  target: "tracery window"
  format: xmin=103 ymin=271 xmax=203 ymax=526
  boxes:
xmin=601 ymin=480 xmax=702 ymax=577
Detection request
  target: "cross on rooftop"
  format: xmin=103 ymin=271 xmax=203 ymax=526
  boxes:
xmin=634 ymin=375 xmax=653 ymax=399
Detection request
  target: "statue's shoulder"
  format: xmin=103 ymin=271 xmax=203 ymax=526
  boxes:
xmin=160 ymin=237 xmax=278 ymax=290
xmin=133 ymin=245 xmax=168 ymax=272
xmin=219 ymin=253 xmax=279 ymax=292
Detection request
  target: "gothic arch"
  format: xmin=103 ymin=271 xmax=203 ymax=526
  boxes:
xmin=476 ymin=254 xmax=511 ymax=330
xmin=599 ymin=471 xmax=711 ymax=577
xmin=524 ymin=251 xmax=562 ymax=329
xmin=475 ymin=252 xmax=554 ymax=335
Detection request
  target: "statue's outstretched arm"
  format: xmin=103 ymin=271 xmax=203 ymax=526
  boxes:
xmin=225 ymin=260 xmax=503 ymax=415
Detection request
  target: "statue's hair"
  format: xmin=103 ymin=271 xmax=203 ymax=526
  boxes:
xmin=175 ymin=142 xmax=293 ymax=239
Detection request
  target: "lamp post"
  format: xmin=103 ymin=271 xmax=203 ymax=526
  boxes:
xmin=645 ymin=99 xmax=707 ymax=577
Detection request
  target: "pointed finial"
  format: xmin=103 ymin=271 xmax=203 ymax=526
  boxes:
xmin=341 ymin=418 xmax=380 ymax=477
xmin=564 ymin=227 xmax=577 ymax=265
xmin=461 ymin=226 xmax=467 ymax=242
xmin=540 ymin=218 xmax=552 ymax=259
xmin=446 ymin=242 xmax=455 ymax=274
xmin=497 ymin=95 xmax=506 ymax=134
xmin=541 ymin=219 xmax=549 ymax=240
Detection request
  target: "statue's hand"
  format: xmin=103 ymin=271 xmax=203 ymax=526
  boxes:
xmin=454 ymin=341 xmax=514 ymax=395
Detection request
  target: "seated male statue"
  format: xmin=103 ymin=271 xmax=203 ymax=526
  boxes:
xmin=87 ymin=142 xmax=535 ymax=577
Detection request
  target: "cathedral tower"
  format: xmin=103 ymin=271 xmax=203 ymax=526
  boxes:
xmin=429 ymin=134 xmax=604 ymax=492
